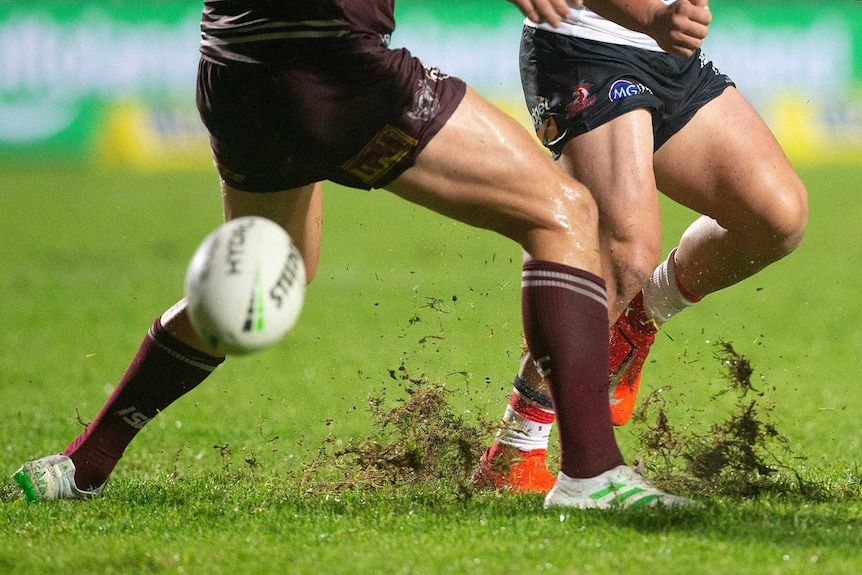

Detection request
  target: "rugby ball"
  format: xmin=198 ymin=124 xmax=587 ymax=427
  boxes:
xmin=184 ymin=216 xmax=306 ymax=355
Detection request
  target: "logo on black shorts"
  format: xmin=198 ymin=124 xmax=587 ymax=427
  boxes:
xmin=566 ymin=83 xmax=596 ymax=118
xmin=608 ymin=79 xmax=652 ymax=102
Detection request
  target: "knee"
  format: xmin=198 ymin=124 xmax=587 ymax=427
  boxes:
xmin=759 ymin=177 xmax=809 ymax=259
xmin=302 ymin=255 xmax=319 ymax=285
xmin=528 ymin=179 xmax=602 ymax=261
xmin=780 ymin=183 xmax=808 ymax=255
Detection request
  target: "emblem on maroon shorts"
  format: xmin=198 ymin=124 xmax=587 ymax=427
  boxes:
xmin=343 ymin=125 xmax=419 ymax=185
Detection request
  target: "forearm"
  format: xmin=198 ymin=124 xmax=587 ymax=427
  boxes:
xmin=584 ymin=0 xmax=711 ymax=57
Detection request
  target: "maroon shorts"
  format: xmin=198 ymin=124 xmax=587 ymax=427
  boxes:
xmin=196 ymin=36 xmax=467 ymax=192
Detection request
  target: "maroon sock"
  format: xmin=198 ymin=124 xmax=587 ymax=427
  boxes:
xmin=63 ymin=317 xmax=224 ymax=489
xmin=521 ymin=260 xmax=624 ymax=478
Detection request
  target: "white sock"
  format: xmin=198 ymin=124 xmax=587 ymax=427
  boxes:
xmin=496 ymin=390 xmax=555 ymax=452
xmin=641 ymin=248 xmax=700 ymax=325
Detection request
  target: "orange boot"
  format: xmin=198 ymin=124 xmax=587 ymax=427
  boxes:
xmin=608 ymin=292 xmax=658 ymax=426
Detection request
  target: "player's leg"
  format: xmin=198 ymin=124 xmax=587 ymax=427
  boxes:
xmin=476 ymin=25 xmax=685 ymax=491
xmin=68 ymin=182 xmax=323 ymax=484
xmin=387 ymin=87 xmax=602 ymax=270
xmin=388 ymin=87 xmax=690 ymax=508
xmin=389 ymin=88 xmax=625 ymax=483
xmin=475 ymin=108 xmax=664 ymax=490
xmin=223 ymin=181 xmax=323 ymax=281
xmin=556 ymin=109 xmax=663 ymax=318
xmin=472 ymin=352 xmax=557 ymax=493
xmin=162 ymin=182 xmax=323 ymax=354
xmin=14 ymin=183 xmax=323 ymax=500
xmin=596 ymin=85 xmax=807 ymax=431
xmin=506 ymin=88 xmax=808 ymax=444
xmin=558 ymin=113 xmax=671 ymax=426
xmin=654 ymin=86 xmax=808 ymax=300
xmin=595 ymin=87 xmax=807 ymax=430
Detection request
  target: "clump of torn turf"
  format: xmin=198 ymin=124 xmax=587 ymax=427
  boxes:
xmin=300 ymin=363 xmax=492 ymax=494
xmin=633 ymin=340 xmax=808 ymax=498
xmin=299 ymin=339 xmax=857 ymax=502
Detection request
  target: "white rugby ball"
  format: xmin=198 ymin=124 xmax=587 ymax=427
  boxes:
xmin=184 ymin=216 xmax=306 ymax=355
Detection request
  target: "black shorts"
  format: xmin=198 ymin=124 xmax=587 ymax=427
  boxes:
xmin=196 ymin=36 xmax=467 ymax=192
xmin=519 ymin=27 xmax=735 ymax=156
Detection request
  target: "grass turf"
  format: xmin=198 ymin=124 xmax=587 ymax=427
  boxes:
xmin=1 ymin=164 xmax=860 ymax=574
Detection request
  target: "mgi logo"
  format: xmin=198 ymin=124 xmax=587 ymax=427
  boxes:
xmin=608 ymin=79 xmax=651 ymax=102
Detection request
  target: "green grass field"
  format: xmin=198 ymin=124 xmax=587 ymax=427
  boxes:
xmin=1 ymin=163 xmax=860 ymax=574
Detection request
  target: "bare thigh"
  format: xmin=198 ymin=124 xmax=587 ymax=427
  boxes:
xmin=387 ymin=87 xmax=601 ymax=274
xmin=222 ymin=181 xmax=323 ymax=282
xmin=655 ymin=87 xmax=808 ymax=241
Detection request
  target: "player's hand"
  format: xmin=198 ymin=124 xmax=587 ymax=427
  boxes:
xmin=646 ymin=0 xmax=712 ymax=58
xmin=507 ymin=0 xmax=583 ymax=28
